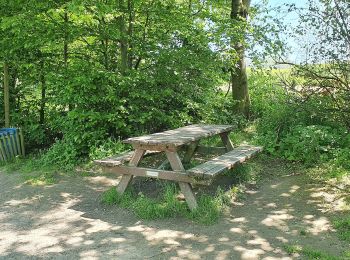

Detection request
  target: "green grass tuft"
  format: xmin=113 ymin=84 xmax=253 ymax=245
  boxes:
xmin=101 ymin=187 xmax=121 ymax=205
xmin=333 ymin=215 xmax=350 ymax=242
xmin=283 ymin=244 xmax=341 ymax=260
xmin=101 ymin=187 xmax=134 ymax=207
xmin=101 ymin=183 xmax=228 ymax=224
xmin=299 ymin=229 xmax=307 ymax=236
xmin=188 ymin=195 xmax=221 ymax=225
xmin=283 ymin=244 xmax=302 ymax=254
xmin=24 ymin=171 xmax=56 ymax=185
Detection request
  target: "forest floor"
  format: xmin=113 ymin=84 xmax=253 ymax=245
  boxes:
xmin=0 ymin=157 xmax=349 ymax=259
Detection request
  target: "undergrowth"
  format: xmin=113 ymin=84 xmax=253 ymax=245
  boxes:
xmin=0 ymin=138 xmax=129 ymax=184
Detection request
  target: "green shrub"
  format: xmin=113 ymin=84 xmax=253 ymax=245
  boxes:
xmin=249 ymin=69 xmax=350 ymax=166
xmin=249 ymin=70 xmax=289 ymax=119
xmin=279 ymin=125 xmax=343 ymax=163
xmin=89 ymin=138 xmax=127 ymax=160
xmin=39 ymin=140 xmax=81 ymax=171
xmin=333 ymin=148 xmax=350 ymax=170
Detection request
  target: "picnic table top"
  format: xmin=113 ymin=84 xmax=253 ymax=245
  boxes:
xmin=123 ymin=124 xmax=233 ymax=147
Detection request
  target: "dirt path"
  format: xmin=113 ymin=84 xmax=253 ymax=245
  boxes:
xmin=0 ymin=169 xmax=348 ymax=259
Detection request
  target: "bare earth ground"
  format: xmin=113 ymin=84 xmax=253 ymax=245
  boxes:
xmin=0 ymin=164 xmax=349 ymax=259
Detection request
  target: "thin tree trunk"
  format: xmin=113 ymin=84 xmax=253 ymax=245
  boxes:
xmin=64 ymin=10 xmax=74 ymax=111
xmin=231 ymin=0 xmax=250 ymax=117
xmin=39 ymin=60 xmax=46 ymax=125
xmin=64 ymin=11 xmax=68 ymax=68
xmin=3 ymin=62 xmax=10 ymax=127
xmin=119 ymin=0 xmax=128 ymax=75
xmin=127 ymin=0 xmax=134 ymax=69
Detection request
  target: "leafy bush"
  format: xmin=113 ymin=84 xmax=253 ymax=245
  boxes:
xmin=39 ymin=140 xmax=81 ymax=171
xmin=279 ymin=125 xmax=343 ymax=163
xmin=333 ymin=148 xmax=350 ymax=170
xmin=249 ymin=70 xmax=349 ymax=165
xmin=257 ymin=121 xmax=347 ymax=164
xmin=89 ymin=138 xmax=127 ymax=160
xmin=248 ymin=70 xmax=289 ymax=119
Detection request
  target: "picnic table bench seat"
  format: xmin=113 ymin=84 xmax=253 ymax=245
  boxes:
xmin=188 ymin=145 xmax=262 ymax=179
xmin=94 ymin=151 xmax=135 ymax=167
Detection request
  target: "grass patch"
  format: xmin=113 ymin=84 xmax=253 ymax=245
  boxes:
xmin=283 ymin=244 xmax=302 ymax=254
xmin=228 ymin=163 xmax=259 ymax=183
xmin=24 ymin=171 xmax=56 ymax=185
xmin=187 ymin=194 xmax=224 ymax=225
xmin=283 ymin=244 xmax=340 ymax=260
xmin=299 ymin=229 xmax=308 ymax=236
xmin=101 ymin=183 xmax=228 ymax=224
xmin=306 ymin=163 xmax=350 ymax=182
xmin=333 ymin=215 xmax=350 ymax=242
xmin=0 ymin=156 xmax=59 ymax=185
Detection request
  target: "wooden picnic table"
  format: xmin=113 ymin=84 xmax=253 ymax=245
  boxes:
xmin=96 ymin=124 xmax=262 ymax=210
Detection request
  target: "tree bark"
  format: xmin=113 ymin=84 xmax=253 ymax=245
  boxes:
xmin=3 ymin=62 xmax=10 ymax=127
xmin=39 ymin=59 xmax=46 ymax=125
xmin=119 ymin=0 xmax=128 ymax=75
xmin=64 ymin=10 xmax=74 ymax=111
xmin=231 ymin=0 xmax=250 ymax=117
xmin=127 ymin=0 xmax=134 ymax=69
xmin=64 ymin=11 xmax=68 ymax=69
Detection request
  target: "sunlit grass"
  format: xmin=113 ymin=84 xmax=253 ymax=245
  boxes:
xmin=0 ymin=156 xmax=58 ymax=185
xmin=283 ymin=244 xmax=340 ymax=260
xmin=333 ymin=215 xmax=350 ymax=242
xmin=101 ymin=183 xmax=229 ymax=225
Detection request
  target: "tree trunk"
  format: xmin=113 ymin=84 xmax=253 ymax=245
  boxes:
xmin=127 ymin=0 xmax=134 ymax=69
xmin=39 ymin=60 xmax=46 ymax=125
xmin=64 ymin=10 xmax=74 ymax=111
xmin=231 ymin=0 xmax=250 ymax=117
xmin=3 ymin=62 xmax=10 ymax=127
xmin=119 ymin=0 xmax=128 ymax=75
xmin=64 ymin=11 xmax=68 ymax=69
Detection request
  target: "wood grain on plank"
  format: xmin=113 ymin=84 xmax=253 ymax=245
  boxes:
xmin=188 ymin=145 xmax=263 ymax=178
xmin=166 ymin=151 xmax=198 ymax=210
xmin=102 ymin=166 xmax=192 ymax=183
xmin=124 ymin=124 xmax=233 ymax=147
xmin=94 ymin=151 xmax=135 ymax=167
xmin=116 ymin=149 xmax=145 ymax=194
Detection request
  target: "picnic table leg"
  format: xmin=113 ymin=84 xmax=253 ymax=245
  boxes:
xmin=182 ymin=140 xmax=199 ymax=164
xmin=158 ymin=141 xmax=198 ymax=170
xmin=157 ymin=157 xmax=170 ymax=170
xmin=166 ymin=151 xmax=198 ymax=210
xmin=116 ymin=149 xmax=145 ymax=194
xmin=219 ymin=132 xmax=234 ymax=151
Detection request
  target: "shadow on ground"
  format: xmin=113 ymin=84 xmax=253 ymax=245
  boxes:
xmin=0 ymin=159 xmax=348 ymax=259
